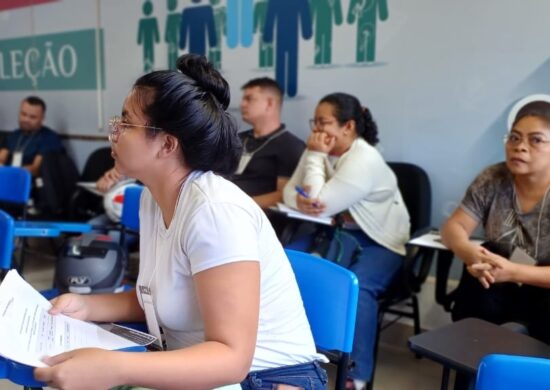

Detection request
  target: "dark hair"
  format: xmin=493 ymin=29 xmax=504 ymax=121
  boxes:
xmin=132 ymin=54 xmax=241 ymax=175
xmin=512 ymin=100 xmax=550 ymax=128
xmin=319 ymin=92 xmax=379 ymax=146
xmin=24 ymin=96 xmax=46 ymax=113
xmin=241 ymin=77 xmax=283 ymax=104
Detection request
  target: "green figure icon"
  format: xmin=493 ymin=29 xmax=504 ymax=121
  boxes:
xmin=208 ymin=0 xmax=226 ymax=70
xmin=310 ymin=0 xmax=343 ymax=66
xmin=165 ymin=0 xmax=180 ymax=69
xmin=137 ymin=0 xmax=160 ymax=72
xmin=347 ymin=0 xmax=388 ymax=63
xmin=254 ymin=0 xmax=273 ymax=69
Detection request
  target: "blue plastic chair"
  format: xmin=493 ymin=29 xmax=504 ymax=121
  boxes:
xmin=476 ymin=354 xmax=550 ymax=390
xmin=120 ymin=185 xmax=143 ymax=232
xmin=0 ymin=210 xmax=15 ymax=273
xmin=0 ymin=166 xmax=91 ymax=272
xmin=285 ymin=249 xmax=359 ymax=390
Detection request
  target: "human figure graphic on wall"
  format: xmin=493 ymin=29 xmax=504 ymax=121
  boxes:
xmin=165 ymin=0 xmax=180 ymax=69
xmin=179 ymin=0 xmax=217 ymax=56
xmin=226 ymin=0 xmax=253 ymax=48
xmin=263 ymin=0 xmax=312 ymax=97
xmin=310 ymin=0 xmax=342 ymax=66
xmin=137 ymin=0 xmax=160 ymax=72
xmin=254 ymin=0 xmax=273 ymax=69
xmin=208 ymin=0 xmax=226 ymax=70
xmin=347 ymin=0 xmax=388 ymax=63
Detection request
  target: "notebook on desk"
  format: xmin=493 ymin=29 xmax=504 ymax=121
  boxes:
xmin=274 ymin=203 xmax=334 ymax=226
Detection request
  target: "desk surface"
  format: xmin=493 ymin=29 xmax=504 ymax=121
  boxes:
xmin=408 ymin=318 xmax=550 ymax=374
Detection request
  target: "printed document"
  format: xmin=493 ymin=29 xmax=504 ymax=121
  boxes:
xmin=0 ymin=270 xmax=143 ymax=367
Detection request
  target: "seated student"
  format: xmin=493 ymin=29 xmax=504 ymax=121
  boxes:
xmin=441 ymin=99 xmax=550 ymax=344
xmin=34 ymin=54 xmax=327 ymax=389
xmin=283 ymin=92 xmax=410 ymax=389
xmin=232 ymin=77 xmax=305 ymax=209
xmin=0 ymin=96 xmax=63 ymax=176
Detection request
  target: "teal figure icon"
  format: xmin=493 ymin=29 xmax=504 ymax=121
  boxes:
xmin=208 ymin=0 xmax=226 ymax=69
xmin=165 ymin=0 xmax=180 ymax=69
xmin=310 ymin=0 xmax=343 ymax=66
xmin=227 ymin=0 xmax=253 ymax=48
xmin=180 ymin=0 xmax=217 ymax=56
xmin=347 ymin=0 xmax=388 ymax=63
xmin=254 ymin=0 xmax=273 ymax=68
xmin=137 ymin=0 xmax=160 ymax=72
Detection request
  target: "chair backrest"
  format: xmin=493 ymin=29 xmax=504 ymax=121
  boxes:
xmin=0 ymin=166 xmax=31 ymax=205
xmin=0 ymin=210 xmax=15 ymax=271
xmin=285 ymin=248 xmax=359 ymax=353
xmin=476 ymin=354 xmax=550 ymax=390
xmin=80 ymin=147 xmax=115 ymax=182
xmin=121 ymin=185 xmax=143 ymax=231
xmin=387 ymin=162 xmax=431 ymax=234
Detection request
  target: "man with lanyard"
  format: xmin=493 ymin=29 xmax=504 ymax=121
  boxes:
xmin=233 ymin=77 xmax=304 ymax=209
xmin=0 ymin=96 xmax=63 ymax=177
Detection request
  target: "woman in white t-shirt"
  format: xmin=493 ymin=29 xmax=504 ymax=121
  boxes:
xmin=283 ymin=93 xmax=410 ymax=390
xmin=34 ymin=54 xmax=326 ymax=390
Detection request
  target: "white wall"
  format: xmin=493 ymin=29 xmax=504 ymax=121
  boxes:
xmin=1 ymin=0 xmax=549 ymax=228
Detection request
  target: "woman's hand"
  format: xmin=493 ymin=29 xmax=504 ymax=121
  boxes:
xmin=48 ymin=293 xmax=90 ymax=321
xmin=471 ymin=248 xmax=520 ymax=284
xmin=295 ymin=185 xmax=325 ymax=215
xmin=34 ymin=348 xmax=120 ymax=390
xmin=464 ymin=246 xmax=497 ymax=288
xmin=96 ymin=167 xmax=123 ymax=193
xmin=307 ymin=131 xmax=336 ymax=154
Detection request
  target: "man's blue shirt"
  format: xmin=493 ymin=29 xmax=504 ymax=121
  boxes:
xmin=1 ymin=126 xmax=63 ymax=165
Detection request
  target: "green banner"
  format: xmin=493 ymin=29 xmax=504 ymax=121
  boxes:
xmin=0 ymin=28 xmax=105 ymax=91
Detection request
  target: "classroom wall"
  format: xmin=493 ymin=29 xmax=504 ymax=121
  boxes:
xmin=1 ymin=0 xmax=549 ymax=230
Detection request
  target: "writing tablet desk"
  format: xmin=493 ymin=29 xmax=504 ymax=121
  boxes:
xmin=408 ymin=318 xmax=550 ymax=390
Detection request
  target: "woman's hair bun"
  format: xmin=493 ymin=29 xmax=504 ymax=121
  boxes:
xmin=176 ymin=54 xmax=230 ymax=109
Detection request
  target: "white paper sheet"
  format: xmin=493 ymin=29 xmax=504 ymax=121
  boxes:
xmin=0 ymin=270 xmax=140 ymax=367
xmin=275 ymin=203 xmax=334 ymax=226
xmin=76 ymin=181 xmax=104 ymax=197
xmin=408 ymin=230 xmax=484 ymax=250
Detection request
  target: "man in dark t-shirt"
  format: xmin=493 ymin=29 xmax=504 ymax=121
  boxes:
xmin=0 ymin=96 xmax=63 ymax=177
xmin=233 ymin=77 xmax=305 ymax=209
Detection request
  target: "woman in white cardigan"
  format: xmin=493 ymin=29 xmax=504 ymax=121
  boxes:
xmin=283 ymin=92 xmax=410 ymax=390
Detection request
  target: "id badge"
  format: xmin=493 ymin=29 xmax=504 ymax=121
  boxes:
xmin=235 ymin=152 xmax=253 ymax=175
xmin=138 ymin=285 xmax=166 ymax=350
xmin=11 ymin=151 xmax=23 ymax=167
xmin=510 ymin=247 xmax=537 ymax=266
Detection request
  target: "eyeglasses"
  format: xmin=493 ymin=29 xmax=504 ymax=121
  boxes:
xmin=503 ymin=132 xmax=550 ymax=150
xmin=108 ymin=116 xmax=163 ymax=143
xmin=309 ymin=118 xmax=337 ymax=130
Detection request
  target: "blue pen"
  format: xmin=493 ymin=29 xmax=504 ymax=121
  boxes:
xmin=295 ymin=185 xmax=310 ymax=199
xmin=295 ymin=186 xmax=320 ymax=208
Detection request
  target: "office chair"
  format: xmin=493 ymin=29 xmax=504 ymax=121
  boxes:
xmin=285 ymin=249 xmax=359 ymax=390
xmin=368 ymin=162 xmax=434 ymax=389
xmin=476 ymin=354 xmax=550 ymax=390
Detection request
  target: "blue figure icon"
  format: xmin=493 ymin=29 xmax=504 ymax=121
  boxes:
xmin=180 ymin=0 xmax=217 ymax=56
xmin=137 ymin=0 xmax=160 ymax=72
xmin=226 ymin=0 xmax=253 ymax=48
xmin=263 ymin=0 xmax=312 ymax=97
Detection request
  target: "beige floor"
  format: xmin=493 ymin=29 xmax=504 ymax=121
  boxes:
xmin=0 ymin=241 xmax=445 ymax=390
